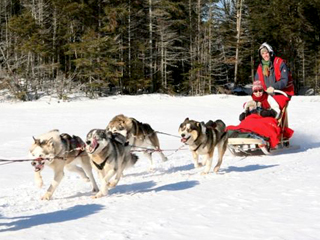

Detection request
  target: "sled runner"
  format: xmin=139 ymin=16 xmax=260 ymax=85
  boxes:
xmin=227 ymin=90 xmax=294 ymax=156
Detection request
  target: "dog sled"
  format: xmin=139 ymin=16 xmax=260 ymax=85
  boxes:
xmin=226 ymin=90 xmax=294 ymax=156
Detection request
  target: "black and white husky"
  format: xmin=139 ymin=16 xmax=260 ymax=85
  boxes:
xmin=178 ymin=118 xmax=228 ymax=174
xmin=107 ymin=114 xmax=167 ymax=170
xmin=29 ymin=129 xmax=99 ymax=200
xmin=85 ymin=129 xmax=138 ymax=198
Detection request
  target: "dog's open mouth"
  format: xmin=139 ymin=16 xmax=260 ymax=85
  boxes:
xmin=181 ymin=136 xmax=190 ymax=143
xmin=87 ymin=138 xmax=99 ymax=154
xmin=31 ymin=159 xmax=46 ymax=172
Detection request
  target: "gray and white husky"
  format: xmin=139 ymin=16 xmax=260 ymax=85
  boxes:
xmin=85 ymin=129 xmax=138 ymax=198
xmin=29 ymin=129 xmax=99 ymax=200
xmin=178 ymin=118 xmax=228 ymax=174
xmin=107 ymin=114 xmax=167 ymax=170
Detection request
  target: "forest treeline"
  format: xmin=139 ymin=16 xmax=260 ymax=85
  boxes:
xmin=0 ymin=0 xmax=320 ymax=100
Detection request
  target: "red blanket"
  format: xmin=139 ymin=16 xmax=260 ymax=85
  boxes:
xmin=226 ymin=114 xmax=293 ymax=148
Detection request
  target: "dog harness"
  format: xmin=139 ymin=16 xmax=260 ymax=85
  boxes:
xmin=92 ymin=152 xmax=112 ymax=170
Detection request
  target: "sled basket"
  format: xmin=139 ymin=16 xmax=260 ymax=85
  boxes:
xmin=227 ymin=90 xmax=290 ymax=156
xmin=227 ymin=130 xmax=271 ymax=156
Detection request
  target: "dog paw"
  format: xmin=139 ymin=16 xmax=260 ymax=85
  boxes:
xmin=201 ymin=171 xmax=209 ymax=175
xmin=91 ymin=192 xmax=104 ymax=199
xmin=92 ymin=187 xmax=99 ymax=193
xmin=41 ymin=193 xmax=52 ymax=200
xmin=195 ymin=163 xmax=203 ymax=168
xmin=107 ymin=181 xmax=118 ymax=188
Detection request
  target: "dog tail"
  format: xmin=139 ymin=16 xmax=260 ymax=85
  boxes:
xmin=215 ymin=119 xmax=226 ymax=132
xmin=214 ymin=120 xmax=227 ymax=141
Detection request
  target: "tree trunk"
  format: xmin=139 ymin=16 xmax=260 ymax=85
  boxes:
xmin=189 ymin=0 xmax=194 ymax=95
xmin=302 ymin=45 xmax=305 ymax=85
xmin=208 ymin=0 xmax=213 ymax=93
xmin=149 ymin=0 xmax=153 ymax=92
xmin=197 ymin=0 xmax=201 ymax=94
xmin=128 ymin=0 xmax=132 ymax=80
xmin=234 ymin=0 xmax=243 ymax=84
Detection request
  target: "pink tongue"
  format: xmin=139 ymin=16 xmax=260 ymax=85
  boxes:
xmin=90 ymin=138 xmax=98 ymax=152
xmin=181 ymin=138 xmax=187 ymax=143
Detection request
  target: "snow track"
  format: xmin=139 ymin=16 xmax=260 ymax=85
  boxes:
xmin=1 ymin=94 xmax=320 ymax=240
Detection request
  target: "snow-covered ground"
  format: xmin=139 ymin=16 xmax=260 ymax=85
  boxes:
xmin=0 ymin=94 xmax=320 ymax=240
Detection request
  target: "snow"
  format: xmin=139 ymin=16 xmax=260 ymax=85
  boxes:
xmin=1 ymin=94 xmax=320 ymax=240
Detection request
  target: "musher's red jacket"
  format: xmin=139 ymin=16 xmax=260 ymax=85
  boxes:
xmin=255 ymin=57 xmax=294 ymax=96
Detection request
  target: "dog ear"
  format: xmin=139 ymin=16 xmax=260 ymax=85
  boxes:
xmin=33 ymin=136 xmax=41 ymax=145
xmin=184 ymin=117 xmax=189 ymax=122
xmin=124 ymin=117 xmax=132 ymax=127
xmin=205 ymin=120 xmax=217 ymax=129
xmin=47 ymin=137 xmax=54 ymax=147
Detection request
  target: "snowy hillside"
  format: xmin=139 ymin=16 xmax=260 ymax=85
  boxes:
xmin=0 ymin=94 xmax=320 ymax=240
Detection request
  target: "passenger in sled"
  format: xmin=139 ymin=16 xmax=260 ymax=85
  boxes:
xmin=227 ymin=43 xmax=294 ymax=155
xmin=238 ymin=81 xmax=280 ymax=122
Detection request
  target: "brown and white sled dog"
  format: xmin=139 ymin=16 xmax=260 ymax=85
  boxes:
xmin=178 ymin=118 xmax=228 ymax=174
xmin=85 ymin=129 xmax=138 ymax=198
xmin=29 ymin=129 xmax=99 ymax=200
xmin=107 ymin=114 xmax=167 ymax=170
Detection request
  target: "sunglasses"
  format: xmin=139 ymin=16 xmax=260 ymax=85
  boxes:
xmin=253 ymin=89 xmax=263 ymax=93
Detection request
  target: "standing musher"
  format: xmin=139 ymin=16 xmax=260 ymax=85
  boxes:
xmin=254 ymin=42 xmax=294 ymax=109
xmin=254 ymin=42 xmax=294 ymax=143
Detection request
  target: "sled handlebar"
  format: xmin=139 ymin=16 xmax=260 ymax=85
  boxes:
xmin=273 ymin=90 xmax=288 ymax=98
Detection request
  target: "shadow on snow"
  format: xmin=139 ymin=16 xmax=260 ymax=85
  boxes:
xmin=124 ymin=163 xmax=195 ymax=178
xmin=225 ymin=164 xmax=279 ymax=173
xmin=0 ymin=204 xmax=104 ymax=232
xmin=111 ymin=180 xmax=199 ymax=196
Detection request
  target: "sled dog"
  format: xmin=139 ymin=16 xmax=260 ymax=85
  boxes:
xmin=85 ymin=129 xmax=138 ymax=198
xmin=29 ymin=129 xmax=99 ymax=200
xmin=107 ymin=114 xmax=167 ymax=170
xmin=178 ymin=118 xmax=228 ymax=174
